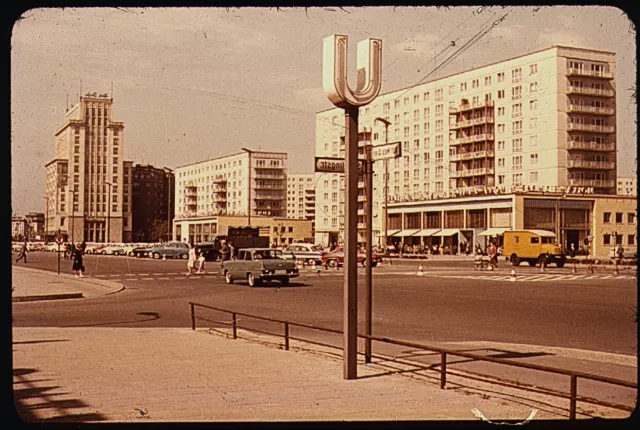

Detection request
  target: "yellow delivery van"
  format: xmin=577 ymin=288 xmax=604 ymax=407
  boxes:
xmin=502 ymin=230 xmax=566 ymax=268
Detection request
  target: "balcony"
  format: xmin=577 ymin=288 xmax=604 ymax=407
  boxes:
xmin=213 ymin=196 xmax=227 ymax=203
xmin=254 ymin=183 xmax=285 ymax=190
xmin=449 ymin=100 xmax=494 ymax=114
xmin=566 ymin=68 xmax=614 ymax=80
xmin=567 ymin=105 xmax=615 ymax=115
xmin=449 ymin=116 xmax=495 ymax=129
xmin=184 ymin=195 xmax=197 ymax=203
xmin=569 ymin=178 xmax=615 ymax=188
xmin=450 ymin=167 xmax=494 ymax=178
xmin=568 ymin=160 xmax=615 ymax=170
xmin=567 ymin=141 xmax=615 ymax=152
xmin=567 ymin=123 xmax=615 ymax=133
xmin=567 ymin=86 xmax=614 ymax=97
xmin=253 ymin=173 xmax=286 ymax=180
xmin=184 ymin=188 xmax=197 ymax=197
xmin=450 ymin=149 xmax=494 ymax=162
xmin=253 ymin=195 xmax=284 ymax=201
xmin=357 ymin=195 xmax=367 ymax=202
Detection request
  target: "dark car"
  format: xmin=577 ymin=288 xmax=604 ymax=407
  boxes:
xmin=196 ymin=242 xmax=220 ymax=262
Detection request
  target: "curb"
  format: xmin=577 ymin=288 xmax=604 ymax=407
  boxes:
xmin=12 ymin=266 xmax=126 ymax=297
xmin=12 ymin=293 xmax=84 ymax=302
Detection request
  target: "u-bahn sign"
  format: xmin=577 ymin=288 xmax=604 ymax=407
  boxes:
xmin=371 ymin=141 xmax=402 ymax=161
xmin=314 ymin=157 xmax=365 ymax=174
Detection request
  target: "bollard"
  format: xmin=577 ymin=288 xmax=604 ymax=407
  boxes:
xmin=588 ymin=262 xmax=594 ymax=274
xmin=572 ymin=262 xmax=577 ymax=274
xmin=509 ymin=269 xmax=517 ymax=282
xmin=540 ymin=259 xmax=546 ymax=272
xmin=417 ymin=265 xmax=424 ymax=276
xmin=162 ymin=254 xmax=166 ymax=260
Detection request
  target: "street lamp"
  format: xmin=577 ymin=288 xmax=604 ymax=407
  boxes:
xmin=105 ymin=181 xmax=112 ymax=243
xmin=375 ymin=117 xmax=392 ymax=248
xmin=164 ymin=167 xmax=173 ymax=242
xmin=242 ymin=147 xmax=252 ymax=226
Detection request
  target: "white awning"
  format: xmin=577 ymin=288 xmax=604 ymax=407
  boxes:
xmin=393 ymin=229 xmax=420 ymax=237
xmin=386 ymin=230 xmax=401 ymax=237
xmin=433 ymin=229 xmax=462 ymax=237
xmin=478 ymin=228 xmax=510 ymax=237
xmin=415 ymin=229 xmax=441 ymax=237
xmin=528 ymin=229 xmax=556 ymax=237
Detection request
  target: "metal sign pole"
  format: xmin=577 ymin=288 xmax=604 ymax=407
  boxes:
xmin=364 ymin=144 xmax=373 ymax=363
xmin=57 ymin=243 xmax=60 ymax=275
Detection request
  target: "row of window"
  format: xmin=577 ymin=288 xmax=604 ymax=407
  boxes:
xmin=603 ymin=234 xmax=636 ymax=246
xmin=603 ymin=212 xmax=636 ymax=224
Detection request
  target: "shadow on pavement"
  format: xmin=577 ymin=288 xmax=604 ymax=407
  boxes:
xmin=13 ymin=367 xmax=108 ymax=423
xmin=66 ymin=312 xmax=160 ymax=327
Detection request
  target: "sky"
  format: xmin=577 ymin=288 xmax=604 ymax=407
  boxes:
xmin=10 ymin=6 xmax=637 ymax=216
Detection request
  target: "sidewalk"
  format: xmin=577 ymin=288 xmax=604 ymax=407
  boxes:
xmin=11 ymin=265 xmax=125 ymax=302
xmin=11 ymin=267 xmax=633 ymax=422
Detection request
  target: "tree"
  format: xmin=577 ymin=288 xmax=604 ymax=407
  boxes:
xmin=149 ymin=220 xmax=169 ymax=242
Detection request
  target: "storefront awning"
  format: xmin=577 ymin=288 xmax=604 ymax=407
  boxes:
xmin=393 ymin=229 xmax=420 ymax=237
xmin=415 ymin=229 xmax=441 ymax=237
xmin=478 ymin=227 xmax=511 ymax=237
xmin=433 ymin=228 xmax=462 ymax=237
xmin=386 ymin=230 xmax=401 ymax=237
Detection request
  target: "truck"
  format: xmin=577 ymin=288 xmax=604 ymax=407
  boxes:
xmin=221 ymin=248 xmax=299 ymax=287
xmin=502 ymin=229 xmax=566 ymax=268
xmin=197 ymin=227 xmax=270 ymax=261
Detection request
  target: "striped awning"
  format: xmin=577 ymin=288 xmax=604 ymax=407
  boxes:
xmin=386 ymin=230 xmax=401 ymax=237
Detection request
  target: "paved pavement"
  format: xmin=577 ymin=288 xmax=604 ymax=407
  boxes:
xmin=11 ymin=266 xmax=634 ymax=422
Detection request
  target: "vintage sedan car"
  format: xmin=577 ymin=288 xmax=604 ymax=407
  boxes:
xmin=222 ymin=248 xmax=299 ymax=287
xmin=147 ymin=241 xmax=189 ymax=259
xmin=100 ymin=244 xmax=126 ymax=256
xmin=281 ymin=243 xmax=325 ymax=266
xmin=321 ymin=246 xmax=382 ymax=268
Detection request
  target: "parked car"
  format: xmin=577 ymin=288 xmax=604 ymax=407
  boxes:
xmin=132 ymin=244 xmax=154 ymax=258
xmin=100 ymin=244 xmax=126 ymax=256
xmin=85 ymin=243 xmax=106 ymax=254
xmin=281 ymin=243 xmax=325 ymax=266
xmin=221 ymin=248 xmax=299 ymax=287
xmin=196 ymin=242 xmax=221 ymax=262
xmin=321 ymin=246 xmax=382 ymax=268
xmin=608 ymin=247 xmax=637 ymax=260
xmin=147 ymin=242 xmax=189 ymax=259
xmin=121 ymin=244 xmax=141 ymax=257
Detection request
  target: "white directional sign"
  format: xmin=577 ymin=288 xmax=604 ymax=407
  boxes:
xmin=371 ymin=141 xmax=402 ymax=161
xmin=315 ymin=157 xmax=365 ymax=174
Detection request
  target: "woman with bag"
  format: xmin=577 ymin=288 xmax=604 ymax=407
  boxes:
xmin=186 ymin=243 xmax=197 ymax=276
xmin=72 ymin=243 xmax=85 ymax=278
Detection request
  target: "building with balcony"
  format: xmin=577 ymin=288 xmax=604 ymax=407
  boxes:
xmin=44 ymin=92 xmax=132 ymax=243
xmin=315 ymin=45 xmax=618 ymax=246
xmin=286 ymin=174 xmax=316 ymax=220
xmin=617 ymin=177 xmax=637 ymax=196
xmin=132 ymin=164 xmax=175 ymax=242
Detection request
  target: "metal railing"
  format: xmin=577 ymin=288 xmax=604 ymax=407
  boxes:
xmin=189 ymin=302 xmax=637 ymax=419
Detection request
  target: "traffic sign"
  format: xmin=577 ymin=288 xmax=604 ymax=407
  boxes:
xmin=54 ymin=234 xmax=64 ymax=245
xmin=314 ymin=157 xmax=365 ymax=174
xmin=371 ymin=141 xmax=402 ymax=161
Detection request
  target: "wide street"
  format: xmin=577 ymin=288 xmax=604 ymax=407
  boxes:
xmin=13 ymin=251 xmax=637 ymax=356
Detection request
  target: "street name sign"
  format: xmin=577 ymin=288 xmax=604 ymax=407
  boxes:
xmin=315 ymin=157 xmax=365 ymax=174
xmin=371 ymin=141 xmax=402 ymax=161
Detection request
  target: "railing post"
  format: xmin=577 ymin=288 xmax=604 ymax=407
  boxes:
xmin=284 ymin=322 xmax=289 ymax=351
xmin=190 ymin=303 xmax=196 ymax=331
xmin=440 ymin=352 xmax=447 ymax=389
xmin=232 ymin=312 xmax=237 ymax=339
xmin=569 ymin=375 xmax=577 ymax=419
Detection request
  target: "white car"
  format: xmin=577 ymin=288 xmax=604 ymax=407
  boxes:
xmin=121 ymin=244 xmax=139 ymax=256
xmin=100 ymin=244 xmax=126 ymax=256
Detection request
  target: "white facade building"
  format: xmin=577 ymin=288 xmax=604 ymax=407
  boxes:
xmin=315 ymin=45 xmax=617 ymax=246
xmin=286 ymin=173 xmax=316 ymax=220
xmin=173 ymin=149 xmax=287 ymax=227
xmin=617 ymin=177 xmax=637 ymax=196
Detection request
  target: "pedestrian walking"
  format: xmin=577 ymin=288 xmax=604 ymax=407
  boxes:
xmin=15 ymin=241 xmax=28 ymax=263
xmin=229 ymin=242 xmax=236 ymax=260
xmin=219 ymin=240 xmax=230 ymax=266
xmin=196 ymin=245 xmax=206 ymax=274
xmin=487 ymin=241 xmax=498 ymax=269
xmin=616 ymin=244 xmax=625 ymax=264
xmin=71 ymin=243 xmax=85 ymax=277
xmin=186 ymin=243 xmax=197 ymax=276
xmin=570 ymin=242 xmax=576 ymax=258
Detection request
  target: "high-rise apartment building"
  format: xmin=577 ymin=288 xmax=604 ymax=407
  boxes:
xmin=132 ymin=164 xmax=175 ymax=242
xmin=45 ymin=92 xmax=132 ymax=243
xmin=286 ymin=174 xmax=315 ymax=220
xmin=174 ymin=149 xmax=287 ymax=221
xmin=617 ymin=177 xmax=637 ymax=196
xmin=315 ymin=45 xmax=617 ymax=245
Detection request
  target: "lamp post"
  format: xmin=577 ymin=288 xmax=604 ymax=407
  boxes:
xmin=242 ymin=148 xmax=252 ymax=226
xmin=43 ymin=197 xmax=49 ymax=241
xmin=375 ymin=117 xmax=392 ymax=248
xmin=164 ymin=167 xmax=173 ymax=242
xmin=105 ymin=181 xmax=112 ymax=243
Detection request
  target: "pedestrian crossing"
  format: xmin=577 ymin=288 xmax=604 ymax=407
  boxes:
xmin=436 ymin=273 xmax=636 ymax=282
xmin=92 ymin=272 xmax=219 ymax=281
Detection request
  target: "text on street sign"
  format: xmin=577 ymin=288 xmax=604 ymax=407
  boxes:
xmin=315 ymin=157 xmax=365 ymax=173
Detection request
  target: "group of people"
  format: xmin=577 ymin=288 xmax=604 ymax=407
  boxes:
xmin=185 ymin=240 xmax=236 ymax=276
xmin=14 ymin=240 xmax=87 ymax=277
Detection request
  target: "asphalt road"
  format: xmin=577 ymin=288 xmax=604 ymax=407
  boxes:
xmin=12 ymin=252 xmax=637 ymax=356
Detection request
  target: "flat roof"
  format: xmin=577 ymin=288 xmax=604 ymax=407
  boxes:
xmin=316 ymin=44 xmax=615 ymax=115
xmin=174 ymin=149 xmax=288 ymax=170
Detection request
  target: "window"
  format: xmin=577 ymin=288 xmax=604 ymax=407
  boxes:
xmin=113 ymin=138 xmax=119 ymax=146
xmin=403 ymin=97 xmax=409 ymax=106
xmin=485 ymin=76 xmax=492 ymax=86
xmin=530 ymin=153 xmax=539 ymax=164
xmin=498 ymin=158 xmax=505 ymax=167
xmin=531 ymin=237 xmax=539 ymax=244
xmin=113 ymin=166 xmax=118 ymax=173
xmin=512 ymin=103 xmax=522 ymax=117
xmin=497 ymin=140 xmax=505 ymax=150
xmin=74 ymin=146 xmax=80 ymax=153
xmin=530 ymin=118 xmax=537 ymax=128
xmin=498 ymin=175 xmax=505 ymax=184
xmin=472 ymin=79 xmax=479 ymax=89
xmin=113 ymin=148 xmax=118 ymax=155
xmin=529 ymin=82 xmax=538 ymax=92
xmin=413 ymin=124 xmax=420 ymax=135
xmin=530 ymin=64 xmax=538 ymax=74
xmin=512 ymin=156 xmax=522 ymax=170
xmin=423 ymin=91 xmax=430 ymax=101
xmin=530 ymin=135 xmax=538 ymax=150
xmin=512 ymin=138 xmax=522 ymax=152
xmin=497 ymin=106 xmax=505 ymax=116
xmin=448 ymin=85 xmax=455 ymax=95
xmin=497 ymin=90 xmax=505 ymax=99
xmin=423 ymin=122 xmax=430 ymax=133
xmin=497 ymin=124 xmax=505 ymax=133
xmin=628 ymin=213 xmax=636 ymax=224
xmin=435 ymin=104 xmax=443 ymax=117
xmin=460 ymin=82 xmax=467 ymax=91
xmin=424 ymin=137 xmax=430 ymax=148
xmin=603 ymin=212 xmax=611 ymax=223
xmin=530 ymin=171 xmax=538 ymax=182
xmin=530 ymin=100 xmax=537 ymax=111
xmin=629 ymin=234 xmax=636 ymax=246
xmin=603 ymin=234 xmax=611 ymax=245
xmin=435 ymin=119 xmax=443 ymax=132
xmin=413 ymin=109 xmax=419 ymax=121
xmin=497 ymin=72 xmax=505 ymax=82
xmin=512 ymin=86 xmax=522 ymax=100
xmin=435 ymin=88 xmax=443 ymax=101
xmin=511 ymin=68 xmax=522 ymax=82
xmin=616 ymin=234 xmax=623 ymax=245
xmin=288 ymin=226 xmax=294 ymax=233
xmin=74 ymin=166 xmax=79 ymax=173
xmin=512 ymin=173 xmax=523 ymax=185
xmin=615 ymin=212 xmax=623 ymax=223
xmin=512 ymin=120 xmax=522 ymax=134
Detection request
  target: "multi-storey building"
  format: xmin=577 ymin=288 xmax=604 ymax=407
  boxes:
xmin=132 ymin=164 xmax=175 ymax=242
xmin=315 ymin=45 xmax=618 ymax=248
xmin=617 ymin=177 xmax=637 ymax=196
xmin=25 ymin=212 xmax=45 ymax=240
xmin=286 ymin=173 xmax=316 ymax=220
xmin=11 ymin=217 xmax=27 ymax=241
xmin=44 ymin=92 xmax=132 ymax=243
